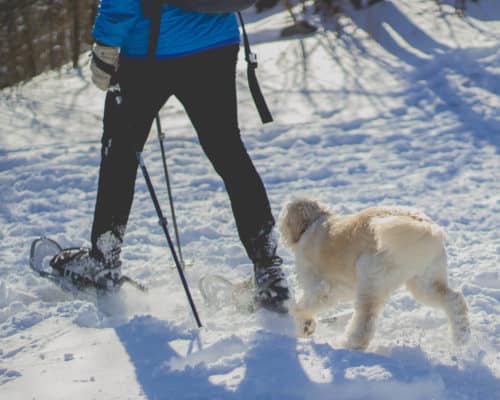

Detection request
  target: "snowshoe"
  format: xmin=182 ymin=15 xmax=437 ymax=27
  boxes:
xmin=199 ymin=274 xmax=258 ymax=313
xmin=199 ymin=260 xmax=290 ymax=315
xmin=29 ymin=237 xmax=147 ymax=293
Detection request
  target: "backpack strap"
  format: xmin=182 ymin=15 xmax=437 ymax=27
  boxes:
xmin=146 ymin=0 xmax=163 ymax=60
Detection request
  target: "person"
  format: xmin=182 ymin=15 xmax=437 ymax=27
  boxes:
xmin=51 ymin=0 xmax=289 ymax=312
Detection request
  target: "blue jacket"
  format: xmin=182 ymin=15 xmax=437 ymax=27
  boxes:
xmin=92 ymin=0 xmax=240 ymax=59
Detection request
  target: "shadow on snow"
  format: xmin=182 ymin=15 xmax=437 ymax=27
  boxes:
xmin=115 ymin=315 xmax=500 ymax=400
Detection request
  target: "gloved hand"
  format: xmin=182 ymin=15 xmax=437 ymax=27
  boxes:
xmin=90 ymin=43 xmax=120 ymax=91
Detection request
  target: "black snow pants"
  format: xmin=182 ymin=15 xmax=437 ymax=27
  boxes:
xmin=90 ymin=44 xmax=275 ymax=265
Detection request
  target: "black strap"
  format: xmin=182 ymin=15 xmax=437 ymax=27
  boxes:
xmin=237 ymin=12 xmax=273 ymax=124
xmin=92 ymin=52 xmax=117 ymax=76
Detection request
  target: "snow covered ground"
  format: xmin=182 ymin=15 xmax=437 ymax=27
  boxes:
xmin=1 ymin=1 xmax=499 ymax=399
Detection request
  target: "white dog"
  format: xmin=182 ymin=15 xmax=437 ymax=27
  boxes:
xmin=278 ymin=197 xmax=470 ymax=350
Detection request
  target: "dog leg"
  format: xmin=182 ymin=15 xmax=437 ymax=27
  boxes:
xmin=293 ymin=280 xmax=337 ymax=338
xmin=343 ymin=253 xmax=388 ymax=350
xmin=406 ymin=251 xmax=470 ymax=345
xmin=343 ymin=295 xmax=385 ymax=350
xmin=407 ymin=276 xmax=470 ymax=345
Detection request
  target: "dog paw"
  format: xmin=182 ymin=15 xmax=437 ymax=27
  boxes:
xmin=291 ymin=303 xmax=317 ymax=338
xmin=303 ymin=318 xmax=317 ymax=337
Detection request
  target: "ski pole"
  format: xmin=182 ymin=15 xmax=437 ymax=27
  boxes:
xmin=136 ymin=151 xmax=202 ymax=328
xmin=155 ymin=114 xmax=185 ymax=268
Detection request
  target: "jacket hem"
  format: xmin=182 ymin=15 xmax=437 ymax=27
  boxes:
xmin=120 ymin=37 xmax=241 ymax=60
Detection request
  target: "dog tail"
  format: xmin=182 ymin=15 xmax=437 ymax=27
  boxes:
xmin=371 ymin=214 xmax=446 ymax=269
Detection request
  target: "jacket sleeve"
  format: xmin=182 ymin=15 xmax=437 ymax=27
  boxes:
xmin=92 ymin=0 xmax=142 ymax=47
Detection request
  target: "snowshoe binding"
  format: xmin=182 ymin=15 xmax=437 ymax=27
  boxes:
xmin=50 ymin=246 xmax=122 ymax=290
xmin=29 ymin=237 xmax=146 ymax=292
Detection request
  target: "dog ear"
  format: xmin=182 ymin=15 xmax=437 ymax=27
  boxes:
xmin=278 ymin=201 xmax=302 ymax=248
xmin=278 ymin=197 xmax=330 ymax=248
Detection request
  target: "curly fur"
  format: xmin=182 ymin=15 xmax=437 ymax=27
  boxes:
xmin=279 ymin=197 xmax=470 ymax=350
xmin=278 ymin=196 xmax=331 ymax=248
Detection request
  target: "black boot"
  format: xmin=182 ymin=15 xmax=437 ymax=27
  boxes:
xmin=249 ymin=224 xmax=289 ymax=313
xmin=254 ymin=254 xmax=289 ymax=313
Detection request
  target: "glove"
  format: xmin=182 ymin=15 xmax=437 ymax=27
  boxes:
xmin=90 ymin=43 xmax=120 ymax=91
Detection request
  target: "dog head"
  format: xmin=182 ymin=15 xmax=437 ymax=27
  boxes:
xmin=278 ymin=197 xmax=331 ymax=249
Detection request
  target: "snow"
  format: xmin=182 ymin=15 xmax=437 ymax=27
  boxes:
xmin=1 ymin=1 xmax=499 ymax=399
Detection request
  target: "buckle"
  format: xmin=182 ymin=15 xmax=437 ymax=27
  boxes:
xmin=248 ymin=52 xmax=258 ymax=68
